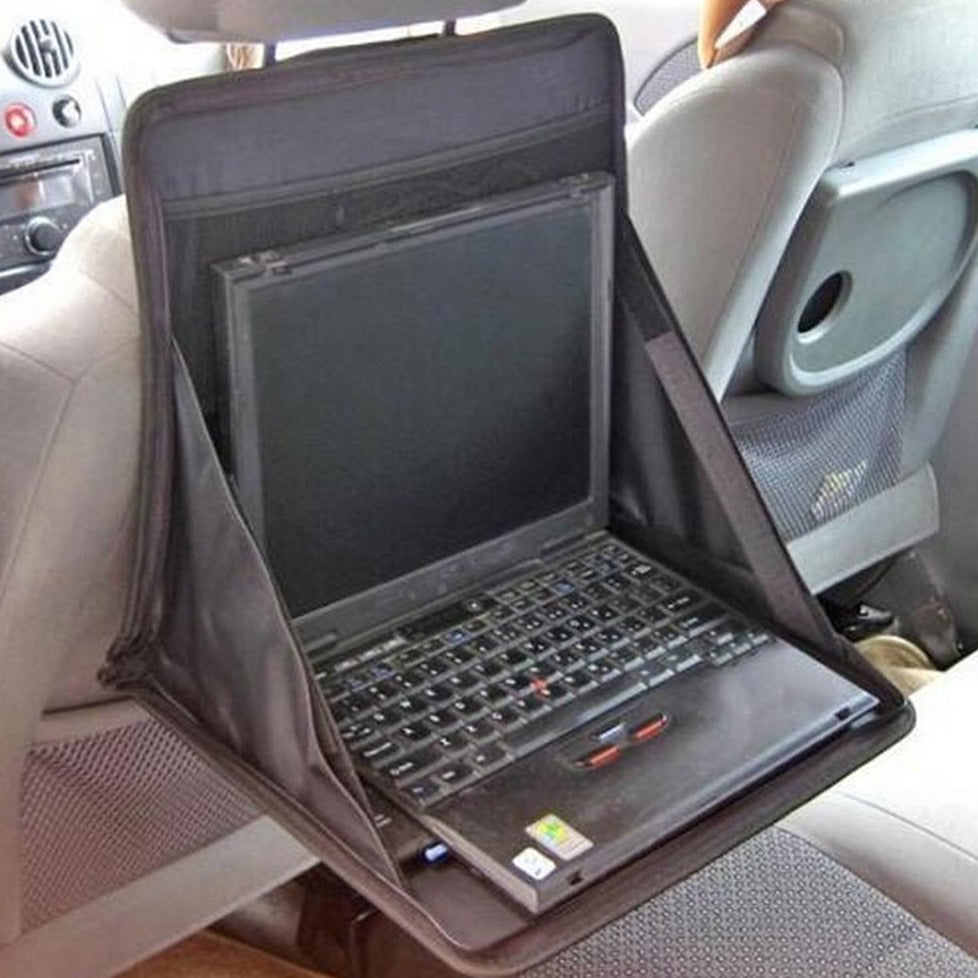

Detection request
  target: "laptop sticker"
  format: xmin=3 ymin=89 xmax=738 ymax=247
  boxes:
xmin=512 ymin=847 xmax=557 ymax=881
xmin=526 ymin=813 xmax=594 ymax=861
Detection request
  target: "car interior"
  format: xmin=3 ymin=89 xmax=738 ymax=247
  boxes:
xmin=0 ymin=0 xmax=977 ymax=976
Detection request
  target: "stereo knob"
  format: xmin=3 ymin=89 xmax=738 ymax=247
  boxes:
xmin=24 ymin=218 xmax=65 ymax=257
xmin=53 ymin=96 xmax=82 ymax=129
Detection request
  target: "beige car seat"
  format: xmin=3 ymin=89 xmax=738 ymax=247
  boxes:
xmin=0 ymin=198 xmax=314 ymax=978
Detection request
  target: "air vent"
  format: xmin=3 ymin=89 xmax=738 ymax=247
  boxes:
xmin=8 ymin=19 xmax=79 ymax=88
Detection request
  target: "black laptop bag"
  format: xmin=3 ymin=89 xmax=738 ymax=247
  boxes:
xmin=105 ymin=16 xmax=912 ymax=975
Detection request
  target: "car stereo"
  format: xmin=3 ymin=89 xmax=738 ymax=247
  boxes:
xmin=0 ymin=135 xmax=115 ymax=292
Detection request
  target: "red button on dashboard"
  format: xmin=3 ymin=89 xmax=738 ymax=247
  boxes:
xmin=4 ymin=104 xmax=35 ymax=139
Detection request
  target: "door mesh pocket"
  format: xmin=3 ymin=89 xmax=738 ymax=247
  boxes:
xmin=730 ymin=353 xmax=905 ymax=541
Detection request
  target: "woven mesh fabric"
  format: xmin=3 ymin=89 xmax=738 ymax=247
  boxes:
xmin=730 ymin=353 xmax=905 ymax=541
xmin=635 ymin=41 xmax=700 ymax=115
xmin=21 ymin=716 xmax=257 ymax=930
xmin=523 ymin=828 xmax=978 ymax=978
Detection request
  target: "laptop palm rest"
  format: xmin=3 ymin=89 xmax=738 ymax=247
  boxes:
xmin=422 ymin=640 xmax=873 ymax=913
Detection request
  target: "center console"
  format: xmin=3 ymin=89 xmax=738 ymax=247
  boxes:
xmin=0 ymin=136 xmax=116 ymax=291
xmin=0 ymin=14 xmax=125 ymax=294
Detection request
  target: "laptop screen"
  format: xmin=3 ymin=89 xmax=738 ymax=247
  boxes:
xmin=217 ymin=176 xmax=613 ymax=640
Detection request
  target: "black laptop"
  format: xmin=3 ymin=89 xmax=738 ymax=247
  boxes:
xmin=212 ymin=174 xmax=876 ymax=913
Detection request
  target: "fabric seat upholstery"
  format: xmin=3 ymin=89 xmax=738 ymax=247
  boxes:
xmin=783 ymin=650 xmax=978 ymax=958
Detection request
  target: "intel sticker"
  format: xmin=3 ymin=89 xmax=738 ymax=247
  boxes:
xmin=526 ymin=813 xmax=594 ymax=861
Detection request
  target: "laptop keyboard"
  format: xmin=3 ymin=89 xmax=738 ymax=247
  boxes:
xmin=315 ymin=538 xmax=772 ymax=810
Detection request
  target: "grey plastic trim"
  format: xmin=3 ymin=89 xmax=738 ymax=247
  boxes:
xmin=756 ymin=130 xmax=978 ymax=396
xmin=33 ymin=700 xmax=148 ymax=746
xmin=787 ymin=466 xmax=938 ymax=593
xmin=0 ymin=818 xmax=315 ymax=978
xmin=0 ymin=817 xmax=316 ymax=978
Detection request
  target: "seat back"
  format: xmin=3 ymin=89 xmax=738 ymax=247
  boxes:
xmin=627 ymin=0 xmax=978 ymax=590
xmin=0 ymin=198 xmax=141 ymax=940
xmin=0 ymin=197 xmax=315 ymax=978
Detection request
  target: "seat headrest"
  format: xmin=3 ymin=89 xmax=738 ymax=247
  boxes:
xmin=123 ymin=0 xmax=525 ymax=42
xmin=698 ymin=0 xmax=783 ymax=68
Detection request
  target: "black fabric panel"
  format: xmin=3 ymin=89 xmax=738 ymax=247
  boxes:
xmin=134 ymin=23 xmax=620 ymax=203
xmin=641 ymin=331 xmax=829 ymax=643
xmin=611 ymin=301 xmax=746 ymax=564
xmin=611 ymin=334 xmax=758 ymax=602
xmin=166 ymin=115 xmax=614 ymax=429
xmin=610 ymin=220 xmax=757 ymax=590
xmin=611 ymin=221 xmax=901 ymax=706
xmin=155 ymin=347 xmax=400 ymax=883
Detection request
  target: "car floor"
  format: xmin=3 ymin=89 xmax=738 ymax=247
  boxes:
xmin=855 ymin=634 xmax=940 ymax=695
xmin=117 ymin=931 xmax=328 ymax=978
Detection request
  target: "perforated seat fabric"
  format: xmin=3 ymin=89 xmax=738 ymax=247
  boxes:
xmin=626 ymin=0 xmax=978 ymax=591
xmin=634 ymin=39 xmax=699 ymax=115
xmin=783 ymin=650 xmax=978 ymax=959
xmin=22 ymin=716 xmax=257 ymax=930
xmin=523 ymin=829 xmax=978 ymax=978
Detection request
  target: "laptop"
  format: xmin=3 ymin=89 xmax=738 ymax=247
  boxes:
xmin=212 ymin=174 xmax=877 ymax=913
